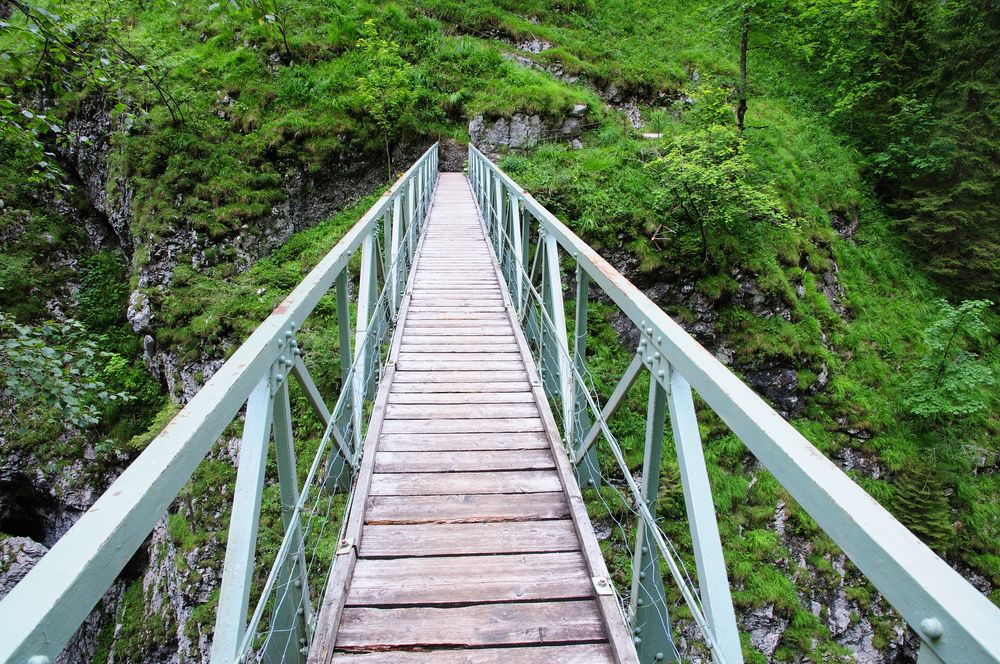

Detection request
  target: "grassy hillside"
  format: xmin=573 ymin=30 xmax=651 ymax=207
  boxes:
xmin=1 ymin=0 xmax=997 ymax=661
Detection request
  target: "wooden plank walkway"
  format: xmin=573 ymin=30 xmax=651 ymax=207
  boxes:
xmin=310 ymin=174 xmax=636 ymax=664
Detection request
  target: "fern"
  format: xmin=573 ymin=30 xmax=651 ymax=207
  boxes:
xmin=904 ymin=298 xmax=995 ymax=419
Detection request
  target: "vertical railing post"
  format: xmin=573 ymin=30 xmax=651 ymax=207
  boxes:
xmin=406 ymin=180 xmax=416 ymax=261
xmin=510 ymin=197 xmax=524 ymax=311
xmin=537 ymin=228 xmax=555 ymax=398
xmin=391 ymin=192 xmax=404 ymax=313
xmin=333 ymin=267 xmax=356 ymax=474
xmin=630 ymin=376 xmax=676 ymax=664
xmin=541 ymin=232 xmax=573 ymax=436
xmin=210 ymin=378 xmax=273 ymax=663
xmin=666 ymin=367 xmax=742 ymax=664
xmin=493 ymin=174 xmax=503 ymax=261
xmin=572 ymin=265 xmax=599 ymax=488
xmin=353 ymin=233 xmax=376 ymax=417
xmin=379 ymin=212 xmax=395 ymax=321
xmin=267 ymin=371 xmax=311 ymax=664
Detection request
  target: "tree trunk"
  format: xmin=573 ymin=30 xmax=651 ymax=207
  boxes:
xmin=737 ymin=4 xmax=750 ymax=132
xmin=384 ymin=135 xmax=392 ymax=181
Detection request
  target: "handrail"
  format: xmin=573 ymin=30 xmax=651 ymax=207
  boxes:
xmin=0 ymin=143 xmax=439 ymax=664
xmin=468 ymin=143 xmax=1000 ymax=664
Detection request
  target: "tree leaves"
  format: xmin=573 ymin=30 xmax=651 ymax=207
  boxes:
xmin=0 ymin=313 xmax=133 ymax=430
xmin=356 ymin=19 xmax=415 ymax=178
xmin=648 ymin=87 xmax=790 ymax=265
xmin=904 ymin=299 xmax=996 ymax=421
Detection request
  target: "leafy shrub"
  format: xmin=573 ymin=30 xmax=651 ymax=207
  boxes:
xmin=0 ymin=313 xmax=132 ymax=431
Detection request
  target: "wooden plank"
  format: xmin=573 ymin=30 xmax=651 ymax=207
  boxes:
xmin=399 ymin=344 xmax=520 ymax=354
xmin=412 ymin=282 xmax=498 ymax=288
xmin=346 ymin=552 xmax=592 ymax=606
xmin=401 ymin=335 xmax=514 ymax=345
xmin=396 ymin=352 xmax=521 ymax=362
xmin=402 ymin=325 xmax=513 ymax=334
xmin=387 ymin=392 xmax=535 ymax=404
xmin=405 ymin=311 xmax=507 ymax=320
xmin=389 ymin=382 xmax=532 ymax=394
xmin=358 ymin=520 xmax=580 ymax=557
xmin=394 ymin=360 xmax=527 ymax=372
xmin=365 ymin=492 xmax=569 ymax=524
xmin=374 ymin=450 xmax=554 ymax=473
xmin=330 ymin=644 xmax=615 ymax=663
xmin=380 ymin=418 xmax=543 ymax=434
xmin=392 ymin=371 xmax=528 ymax=383
xmin=335 ymin=600 xmax=607 ymax=650
xmin=384 ymin=403 xmax=539 ymax=420
xmin=403 ymin=314 xmax=509 ymax=323
xmin=378 ymin=432 xmax=548 ymax=451
xmin=369 ymin=470 xmax=561 ymax=495
xmin=409 ymin=295 xmax=504 ymax=302
xmin=405 ymin=310 xmax=508 ymax=317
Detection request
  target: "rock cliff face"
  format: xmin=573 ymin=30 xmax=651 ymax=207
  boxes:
xmin=469 ymin=108 xmax=588 ymax=159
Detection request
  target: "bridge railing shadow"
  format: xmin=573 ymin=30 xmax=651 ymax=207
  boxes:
xmin=0 ymin=145 xmax=440 ymax=664
xmin=468 ymin=143 xmax=1000 ymax=664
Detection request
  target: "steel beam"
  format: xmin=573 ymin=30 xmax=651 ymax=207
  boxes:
xmin=667 ymin=368 xmax=742 ymax=664
xmin=574 ymin=353 xmax=645 ymax=465
xmin=572 ymin=265 xmax=599 ymax=488
xmin=211 ymin=378 xmax=274 ymax=663
xmin=268 ymin=380 xmax=312 ymax=664
xmin=630 ymin=378 xmax=675 ymax=663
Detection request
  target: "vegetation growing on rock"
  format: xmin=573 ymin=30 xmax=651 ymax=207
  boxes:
xmin=0 ymin=0 xmax=997 ymax=662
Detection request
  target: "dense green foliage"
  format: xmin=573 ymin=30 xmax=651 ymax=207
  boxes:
xmin=0 ymin=313 xmax=130 ymax=429
xmin=0 ymin=0 xmax=998 ymax=661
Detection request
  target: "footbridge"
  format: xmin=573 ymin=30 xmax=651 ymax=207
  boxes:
xmin=2 ymin=144 xmax=999 ymax=664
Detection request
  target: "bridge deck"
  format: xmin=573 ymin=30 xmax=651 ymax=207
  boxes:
xmin=310 ymin=174 xmax=633 ymax=663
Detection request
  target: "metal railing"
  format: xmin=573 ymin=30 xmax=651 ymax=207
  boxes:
xmin=468 ymin=143 xmax=1000 ymax=664
xmin=0 ymin=143 xmax=439 ymax=664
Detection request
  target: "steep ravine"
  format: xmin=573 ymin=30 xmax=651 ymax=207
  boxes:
xmin=0 ymin=100 xmax=433 ymax=663
xmin=0 ymin=100 xmax=969 ymax=663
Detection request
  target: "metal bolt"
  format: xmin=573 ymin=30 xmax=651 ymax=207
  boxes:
xmin=920 ymin=617 xmax=943 ymax=640
xmin=636 ymin=598 xmax=644 ymax=606
xmin=639 ymin=572 xmax=646 ymax=580
xmin=653 ymin=352 xmax=660 ymax=360
xmin=633 ymin=627 xmax=641 ymax=635
xmin=657 ymin=370 xmax=665 ymax=377
xmin=299 ymin=637 xmax=307 ymax=646
xmin=285 ymin=330 xmax=293 ymax=339
xmin=646 ymin=327 xmax=653 ymax=335
xmin=280 ymin=355 xmax=288 ymax=366
xmin=275 ymin=374 xmax=284 ymax=384
xmin=297 ymin=607 xmax=305 ymax=616
xmin=290 ymin=322 xmax=297 ymax=331
xmin=642 ymin=546 xmax=649 ymax=554
xmin=655 ymin=653 xmax=665 ymax=661
xmin=633 ymin=637 xmax=642 ymax=645
xmin=293 ymin=579 xmax=302 ymax=589
xmin=587 ymin=478 xmax=595 ymax=486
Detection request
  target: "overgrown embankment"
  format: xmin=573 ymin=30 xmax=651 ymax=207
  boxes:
xmin=0 ymin=1 xmax=996 ymax=663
